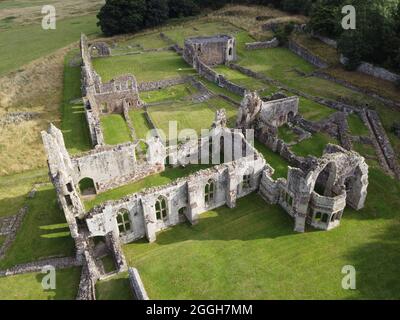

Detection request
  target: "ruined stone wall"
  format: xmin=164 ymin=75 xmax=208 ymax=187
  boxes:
xmin=340 ymin=55 xmax=400 ymax=83
xmin=184 ymin=35 xmax=236 ymax=67
xmin=128 ymin=267 xmax=149 ymax=300
xmin=259 ymin=144 xmax=368 ymax=232
xmin=218 ymin=75 xmax=246 ymax=96
xmin=245 ymin=38 xmax=279 ymax=50
xmin=288 ymin=40 xmax=329 ymax=68
xmin=86 ymin=153 xmax=266 ymax=243
xmin=259 ymin=96 xmax=299 ymax=127
xmin=138 ymin=76 xmax=191 ymax=92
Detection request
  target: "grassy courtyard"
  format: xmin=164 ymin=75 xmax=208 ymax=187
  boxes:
xmin=100 ymin=114 xmax=132 ymax=145
xmin=0 ymin=267 xmax=81 ymax=300
xmin=92 ymin=50 xmax=196 ymax=83
xmin=147 ymin=97 xmax=238 ymax=140
xmin=121 ymin=168 xmax=400 ymax=299
xmin=0 ymin=183 xmax=75 ymax=270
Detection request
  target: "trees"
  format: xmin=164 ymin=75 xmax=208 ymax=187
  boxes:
xmin=168 ymin=0 xmax=200 ymax=18
xmin=98 ymin=0 xmax=201 ymax=36
xmin=145 ymin=0 xmax=169 ymax=27
xmin=308 ymin=1 xmax=341 ymax=37
xmin=97 ymin=0 xmax=146 ymax=36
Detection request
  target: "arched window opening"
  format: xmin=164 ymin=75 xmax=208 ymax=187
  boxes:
xmin=205 ymin=179 xmax=215 ymax=205
xmin=321 ymin=214 xmax=329 ymax=223
xmin=242 ymin=174 xmax=251 ymax=189
xmin=117 ymin=209 xmax=131 ymax=235
xmin=155 ymin=196 xmax=168 ymax=221
xmin=79 ymin=178 xmax=96 ymax=195
xmin=228 ymin=47 xmax=233 ymax=56
xmin=315 ymin=212 xmax=322 ymax=220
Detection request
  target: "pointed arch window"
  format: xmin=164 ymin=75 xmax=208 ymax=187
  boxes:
xmin=117 ymin=209 xmax=131 ymax=235
xmin=205 ymin=179 xmax=215 ymax=205
xmin=155 ymin=196 xmax=168 ymax=221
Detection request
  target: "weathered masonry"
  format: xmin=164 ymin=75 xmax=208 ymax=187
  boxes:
xmin=183 ymin=35 xmax=237 ymax=67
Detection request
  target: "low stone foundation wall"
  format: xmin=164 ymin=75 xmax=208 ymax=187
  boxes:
xmin=138 ymin=76 xmax=191 ymax=92
xmin=128 ymin=267 xmax=149 ymax=300
xmin=245 ymin=38 xmax=279 ymax=50
xmin=288 ymin=40 xmax=329 ymax=68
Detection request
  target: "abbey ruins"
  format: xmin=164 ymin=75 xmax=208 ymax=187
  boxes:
xmin=41 ymin=34 xmax=369 ymax=300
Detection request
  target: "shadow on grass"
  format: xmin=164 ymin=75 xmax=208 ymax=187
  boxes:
xmin=344 ymin=222 xmax=400 ymax=299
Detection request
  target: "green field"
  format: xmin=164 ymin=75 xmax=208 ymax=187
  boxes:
xmin=291 ymin=133 xmax=338 ymax=158
xmin=0 ymin=184 xmax=75 ymax=270
xmin=96 ymin=272 xmax=133 ymax=300
xmin=0 ymin=168 xmax=47 ymax=218
xmin=101 ymin=114 xmax=132 ymax=145
xmin=199 ymin=78 xmax=243 ymax=103
xmin=140 ymin=83 xmax=196 ymax=104
xmin=254 ymin=140 xmax=289 ymax=179
xmin=347 ymin=114 xmax=369 ymax=137
xmin=129 ymin=109 xmax=152 ymax=140
xmin=298 ymin=97 xmax=336 ymax=122
xmin=278 ymin=125 xmax=298 ymax=144
xmin=213 ymin=65 xmax=267 ymax=91
xmin=92 ymin=50 xmax=196 ymax=83
xmin=112 ymin=32 xmax=169 ymax=54
xmin=0 ymin=268 xmax=81 ymax=300
xmin=122 ymin=168 xmax=400 ymax=299
xmin=0 ymin=14 xmax=100 ymax=76
xmin=148 ymin=98 xmax=238 ymax=140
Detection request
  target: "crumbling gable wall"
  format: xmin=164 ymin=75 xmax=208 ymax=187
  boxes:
xmin=183 ymin=35 xmax=236 ymax=67
xmin=237 ymin=92 xmax=299 ymax=129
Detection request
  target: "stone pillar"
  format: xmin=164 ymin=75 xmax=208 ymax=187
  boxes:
xmin=141 ymin=199 xmax=157 ymax=243
xmin=186 ymin=181 xmax=200 ymax=225
xmin=294 ymin=213 xmax=306 ymax=233
xmin=226 ymin=168 xmax=238 ymax=208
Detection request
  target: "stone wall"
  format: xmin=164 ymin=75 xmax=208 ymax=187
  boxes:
xmin=259 ymin=144 xmax=368 ymax=232
xmin=288 ymin=40 xmax=329 ymax=68
xmin=128 ymin=267 xmax=149 ymax=300
xmin=138 ymin=76 xmax=191 ymax=92
xmin=340 ymin=55 xmax=400 ymax=83
xmin=245 ymin=38 xmax=279 ymax=50
xmin=86 ymin=153 xmax=266 ymax=243
xmin=183 ymin=35 xmax=236 ymax=67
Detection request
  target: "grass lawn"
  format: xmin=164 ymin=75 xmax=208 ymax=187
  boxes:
xmin=0 ymin=267 xmax=81 ymax=300
xmin=199 ymin=78 xmax=243 ymax=103
xmin=148 ymin=98 xmax=238 ymax=140
xmin=129 ymin=109 xmax=152 ymax=140
xmin=85 ymin=164 xmax=212 ymax=211
xmin=254 ymin=140 xmax=289 ymax=179
xmin=96 ymin=271 xmax=133 ymax=300
xmin=0 ymin=14 xmax=99 ymax=76
xmin=0 ymin=168 xmax=48 ymax=218
xmin=291 ymin=133 xmax=338 ymax=158
xmin=299 ymin=97 xmax=336 ymax=122
xmin=347 ymin=114 xmax=369 ymax=137
xmin=101 ymin=114 xmax=132 ymax=145
xmin=140 ymin=83 xmax=196 ymax=104
xmin=112 ymin=32 xmax=169 ymax=54
xmin=291 ymin=33 xmax=339 ymax=66
xmin=92 ymin=50 xmax=196 ymax=83
xmin=213 ymin=65 xmax=267 ymax=91
xmin=122 ymin=168 xmax=400 ymax=299
xmin=0 ymin=184 xmax=75 ymax=269
xmin=278 ymin=125 xmax=297 ymax=143
xmin=61 ymin=51 xmax=92 ymax=154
